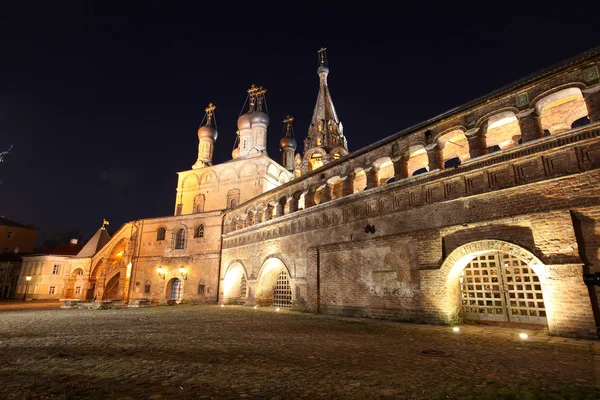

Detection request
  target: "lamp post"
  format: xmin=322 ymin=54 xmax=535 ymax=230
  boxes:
xmin=22 ymin=276 xmax=31 ymax=301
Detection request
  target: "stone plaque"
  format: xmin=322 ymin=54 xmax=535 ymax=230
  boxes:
xmin=515 ymin=92 xmax=529 ymax=107
xmin=583 ymin=65 xmax=599 ymax=83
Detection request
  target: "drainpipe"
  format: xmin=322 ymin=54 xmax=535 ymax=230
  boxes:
xmin=216 ymin=211 xmax=225 ymax=305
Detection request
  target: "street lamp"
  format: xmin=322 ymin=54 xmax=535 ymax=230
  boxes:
xmin=22 ymin=276 xmax=32 ymax=301
xmin=179 ymin=266 xmax=188 ymax=280
xmin=157 ymin=267 xmax=165 ymax=280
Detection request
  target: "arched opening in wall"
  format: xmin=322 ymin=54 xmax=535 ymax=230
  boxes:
xmin=310 ymin=153 xmax=324 ymax=171
xmin=222 ymin=263 xmax=247 ymax=305
xmin=571 ymin=116 xmax=590 ymax=129
xmin=297 ymin=193 xmax=306 ymax=210
xmin=156 ymin=227 xmax=166 ymax=241
xmin=166 ymin=277 xmax=182 ymax=303
xmin=443 ymin=241 xmax=550 ymax=328
xmin=246 ymin=210 xmax=255 ymax=227
xmin=459 ymin=252 xmax=546 ymax=324
xmin=256 ymin=258 xmax=292 ymax=307
xmin=372 ymin=157 xmax=394 ymax=185
xmin=353 ymin=168 xmax=367 ymax=193
xmin=104 ymin=272 xmax=121 ymax=300
xmin=314 ymin=187 xmax=323 ymax=205
xmin=485 ymin=111 xmax=521 ymax=151
xmin=328 ymin=176 xmax=343 ymax=199
xmin=407 ymin=145 xmax=428 ymax=176
xmin=536 ymin=87 xmax=588 ymax=135
xmin=89 ymin=260 xmax=103 ymax=300
xmin=438 ymin=129 xmax=469 ymax=165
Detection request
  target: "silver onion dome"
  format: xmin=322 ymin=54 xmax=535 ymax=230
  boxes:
xmin=250 ymin=111 xmax=269 ymax=126
xmin=198 ymin=126 xmax=218 ymax=140
xmin=280 ymin=136 xmax=297 ymax=149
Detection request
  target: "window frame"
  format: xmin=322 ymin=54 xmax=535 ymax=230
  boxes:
xmin=174 ymin=228 xmax=186 ymax=250
xmin=156 ymin=227 xmax=166 ymax=241
xmin=194 ymin=224 xmax=205 ymax=238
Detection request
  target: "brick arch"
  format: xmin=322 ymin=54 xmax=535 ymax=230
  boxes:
xmin=475 ymin=107 xmax=520 ymax=129
xmin=224 ymin=260 xmax=249 ymax=280
xmin=257 ymin=255 xmax=292 ymax=279
xmin=529 ymin=82 xmax=588 ymax=109
xmin=442 ymin=239 xmax=546 ymax=284
xmin=432 ymin=125 xmax=467 ymax=144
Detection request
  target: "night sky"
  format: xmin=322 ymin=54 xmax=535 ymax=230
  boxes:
xmin=1 ymin=2 xmax=599 ymax=243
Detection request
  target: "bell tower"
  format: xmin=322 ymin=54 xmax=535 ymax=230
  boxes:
xmin=302 ymin=48 xmax=348 ymax=173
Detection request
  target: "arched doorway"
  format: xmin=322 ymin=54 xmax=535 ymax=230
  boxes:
xmin=104 ymin=273 xmax=121 ymax=300
xmin=222 ymin=262 xmax=247 ymax=304
xmin=459 ymin=251 xmax=546 ymax=324
xmin=166 ymin=278 xmax=182 ymax=303
xmin=256 ymin=258 xmax=292 ymax=308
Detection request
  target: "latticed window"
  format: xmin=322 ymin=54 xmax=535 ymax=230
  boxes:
xmin=274 ymin=269 xmax=292 ymax=308
xmin=240 ymin=275 xmax=247 ymax=300
xmin=157 ymin=228 xmax=166 ymax=241
xmin=52 ymin=264 xmax=60 ymax=275
xmin=175 ymin=229 xmax=185 ymax=250
xmin=49 ymin=286 xmax=56 ymax=294
xmin=194 ymin=224 xmax=204 ymax=238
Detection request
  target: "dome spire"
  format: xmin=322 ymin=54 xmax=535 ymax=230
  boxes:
xmin=280 ymin=115 xmax=297 ymax=173
xmin=301 ymin=48 xmax=348 ymax=173
xmin=192 ymin=102 xmax=218 ymax=169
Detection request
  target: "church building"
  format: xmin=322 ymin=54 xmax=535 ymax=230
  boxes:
xmin=16 ymin=48 xmax=600 ymax=339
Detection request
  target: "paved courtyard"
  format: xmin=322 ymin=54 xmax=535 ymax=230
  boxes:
xmin=0 ymin=303 xmax=598 ymax=399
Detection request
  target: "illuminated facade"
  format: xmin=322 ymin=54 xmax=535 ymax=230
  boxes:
xmin=16 ymin=48 xmax=600 ymax=338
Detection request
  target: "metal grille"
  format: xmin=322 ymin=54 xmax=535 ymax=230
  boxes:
xmin=239 ymin=275 xmax=247 ymax=304
xmin=273 ymin=269 xmax=292 ymax=308
xmin=460 ymin=252 xmax=547 ymax=324
xmin=171 ymin=279 xmax=182 ymax=303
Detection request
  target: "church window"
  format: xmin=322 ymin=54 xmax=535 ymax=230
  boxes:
xmin=198 ymin=284 xmax=205 ymax=295
xmin=230 ymin=199 xmax=237 ymax=208
xmin=77 ymin=269 xmax=84 ymax=276
xmin=175 ymin=204 xmax=183 ymax=216
xmin=175 ymin=229 xmax=185 ymax=250
xmin=48 ymin=286 xmax=56 ymax=295
xmin=52 ymin=264 xmax=60 ymax=275
xmin=333 ymin=153 xmax=340 ymax=160
xmin=310 ymin=154 xmax=323 ymax=171
xmin=75 ymin=286 xmax=81 ymax=295
xmin=157 ymin=228 xmax=166 ymax=241
xmin=318 ymin=124 xmax=322 ymax=132
xmin=194 ymin=224 xmax=205 ymax=238
xmin=317 ymin=138 xmax=322 ymax=145
xmin=196 ymin=204 xmax=202 ymax=213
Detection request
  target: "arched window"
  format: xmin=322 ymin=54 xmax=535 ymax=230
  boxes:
xmin=175 ymin=229 xmax=185 ymax=250
xmin=157 ymin=228 xmax=166 ymax=241
xmin=230 ymin=199 xmax=237 ymax=208
xmin=194 ymin=224 xmax=205 ymax=238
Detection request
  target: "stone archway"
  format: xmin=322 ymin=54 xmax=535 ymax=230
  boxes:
xmin=256 ymin=258 xmax=292 ymax=307
xmin=104 ymin=273 xmax=121 ymax=300
xmin=438 ymin=241 xmax=548 ymax=327
xmin=222 ymin=262 xmax=248 ymax=305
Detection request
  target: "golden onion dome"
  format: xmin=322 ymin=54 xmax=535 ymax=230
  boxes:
xmin=231 ymin=146 xmax=240 ymax=159
xmin=237 ymin=113 xmax=252 ymax=131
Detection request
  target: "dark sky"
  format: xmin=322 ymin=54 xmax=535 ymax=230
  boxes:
xmin=1 ymin=2 xmax=599 ymax=242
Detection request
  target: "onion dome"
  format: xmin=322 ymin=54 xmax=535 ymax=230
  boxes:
xmin=250 ymin=111 xmax=269 ymax=126
xmin=280 ymin=136 xmax=297 ymax=149
xmin=198 ymin=125 xmax=218 ymax=140
xmin=231 ymin=146 xmax=240 ymax=159
xmin=237 ymin=113 xmax=252 ymax=130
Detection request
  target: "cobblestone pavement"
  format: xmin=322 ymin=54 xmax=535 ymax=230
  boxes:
xmin=0 ymin=305 xmax=598 ymax=399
